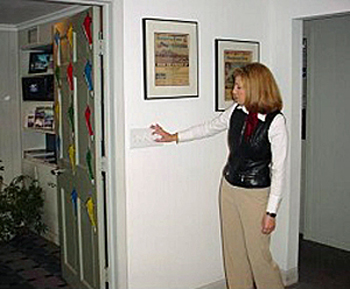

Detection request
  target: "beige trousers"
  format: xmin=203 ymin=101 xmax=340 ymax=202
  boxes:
xmin=220 ymin=177 xmax=284 ymax=289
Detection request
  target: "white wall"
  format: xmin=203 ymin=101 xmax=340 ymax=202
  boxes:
xmin=0 ymin=29 xmax=21 ymax=184
xmin=123 ymin=1 xmax=285 ymax=288
xmin=123 ymin=1 xmax=272 ymax=288
xmin=121 ymin=1 xmax=350 ymax=289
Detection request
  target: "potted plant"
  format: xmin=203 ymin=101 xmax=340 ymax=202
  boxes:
xmin=0 ymin=162 xmax=47 ymax=242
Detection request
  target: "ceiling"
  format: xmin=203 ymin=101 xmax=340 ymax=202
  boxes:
xmin=0 ymin=0 xmax=72 ymax=25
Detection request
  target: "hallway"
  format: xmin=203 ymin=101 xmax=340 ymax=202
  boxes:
xmin=288 ymin=236 xmax=350 ymax=289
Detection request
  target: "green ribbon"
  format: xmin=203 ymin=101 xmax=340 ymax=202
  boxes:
xmin=86 ymin=149 xmax=94 ymax=183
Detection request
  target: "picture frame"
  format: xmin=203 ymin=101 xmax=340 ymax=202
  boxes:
xmin=142 ymin=18 xmax=198 ymax=99
xmin=215 ymin=39 xmax=259 ymax=111
xmin=29 ymin=52 xmax=51 ymax=74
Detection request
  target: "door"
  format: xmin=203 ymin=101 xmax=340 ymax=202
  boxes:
xmin=304 ymin=15 xmax=350 ymax=251
xmin=53 ymin=7 xmax=107 ymax=288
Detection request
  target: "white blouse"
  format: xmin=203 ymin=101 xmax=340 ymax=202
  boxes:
xmin=178 ymin=103 xmax=288 ymax=214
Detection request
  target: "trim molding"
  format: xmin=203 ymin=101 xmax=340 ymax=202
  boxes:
xmin=0 ymin=25 xmax=18 ymax=32
xmin=281 ymin=266 xmax=298 ymax=287
xmin=17 ymin=6 xmax=88 ymax=30
xmin=194 ymin=268 xmax=298 ymax=289
xmin=196 ymin=279 xmax=226 ymax=289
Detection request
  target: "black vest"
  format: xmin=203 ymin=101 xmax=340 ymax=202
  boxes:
xmin=223 ymin=108 xmax=280 ymax=188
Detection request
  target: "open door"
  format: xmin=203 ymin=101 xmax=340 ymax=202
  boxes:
xmin=53 ymin=6 xmax=107 ymax=289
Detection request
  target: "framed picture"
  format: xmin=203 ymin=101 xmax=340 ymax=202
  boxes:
xmin=29 ymin=52 xmax=52 ymax=74
xmin=142 ymin=18 xmax=198 ymax=99
xmin=215 ymin=39 xmax=259 ymax=111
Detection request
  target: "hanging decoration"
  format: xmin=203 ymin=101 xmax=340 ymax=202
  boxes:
xmin=68 ymin=102 xmax=74 ymax=131
xmin=86 ymin=149 xmax=94 ymax=184
xmin=55 ymin=66 xmax=61 ymax=88
xmin=68 ymin=144 xmax=76 ymax=174
xmin=67 ymin=24 xmax=74 ymax=48
xmin=71 ymin=188 xmax=78 ymax=215
xmin=55 ymin=101 xmax=60 ymax=123
xmin=54 ymin=29 xmax=61 ymax=66
xmin=84 ymin=105 xmax=94 ymax=139
xmin=84 ymin=60 xmax=94 ymax=97
xmin=86 ymin=196 xmax=97 ymax=233
xmin=67 ymin=62 xmax=74 ymax=91
xmin=82 ymin=13 xmax=93 ymax=49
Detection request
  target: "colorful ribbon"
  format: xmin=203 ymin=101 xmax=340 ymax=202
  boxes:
xmin=86 ymin=197 xmax=97 ymax=232
xmin=84 ymin=106 xmax=94 ymax=138
xmin=86 ymin=149 xmax=94 ymax=184
xmin=68 ymin=144 xmax=76 ymax=174
xmin=67 ymin=24 xmax=73 ymax=48
xmin=67 ymin=62 xmax=74 ymax=91
xmin=83 ymin=13 xmax=93 ymax=49
xmin=71 ymin=188 xmax=78 ymax=215
xmin=84 ymin=60 xmax=94 ymax=96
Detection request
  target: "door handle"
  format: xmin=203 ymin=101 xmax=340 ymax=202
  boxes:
xmin=51 ymin=168 xmax=66 ymax=176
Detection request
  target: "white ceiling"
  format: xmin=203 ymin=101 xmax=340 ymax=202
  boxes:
xmin=0 ymin=0 xmax=72 ymax=25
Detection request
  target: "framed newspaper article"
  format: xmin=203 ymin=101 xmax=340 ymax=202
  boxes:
xmin=143 ymin=18 xmax=198 ymax=99
xmin=215 ymin=39 xmax=259 ymax=111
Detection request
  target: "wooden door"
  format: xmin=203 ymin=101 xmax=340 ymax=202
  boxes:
xmin=53 ymin=6 xmax=106 ymax=289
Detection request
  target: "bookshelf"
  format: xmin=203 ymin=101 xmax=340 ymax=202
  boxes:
xmin=19 ymin=25 xmax=59 ymax=245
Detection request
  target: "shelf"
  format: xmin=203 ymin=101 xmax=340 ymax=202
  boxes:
xmin=23 ymin=149 xmax=57 ymax=167
xmin=21 ymin=43 xmax=53 ymax=53
xmin=22 ymin=72 xmax=54 ymax=77
xmin=23 ymin=127 xmax=55 ymax=134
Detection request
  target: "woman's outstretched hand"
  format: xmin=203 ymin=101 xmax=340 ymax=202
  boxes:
xmin=150 ymin=124 xmax=178 ymax=143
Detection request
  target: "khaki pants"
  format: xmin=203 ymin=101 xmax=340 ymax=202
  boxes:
xmin=220 ymin=177 xmax=284 ymax=289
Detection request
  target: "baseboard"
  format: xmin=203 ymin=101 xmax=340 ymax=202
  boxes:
xmin=195 ymin=268 xmax=298 ymax=289
xmin=281 ymin=266 xmax=298 ymax=287
xmin=196 ymin=279 xmax=226 ymax=289
xmin=43 ymin=230 xmax=60 ymax=246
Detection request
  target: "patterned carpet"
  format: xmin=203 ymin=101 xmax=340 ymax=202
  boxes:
xmin=0 ymin=232 xmax=71 ymax=289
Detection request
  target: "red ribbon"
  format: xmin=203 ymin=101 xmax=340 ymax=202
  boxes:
xmin=83 ymin=14 xmax=93 ymax=48
xmin=67 ymin=62 xmax=73 ymax=91
xmin=85 ymin=106 xmax=94 ymax=137
xmin=245 ymin=112 xmax=258 ymax=140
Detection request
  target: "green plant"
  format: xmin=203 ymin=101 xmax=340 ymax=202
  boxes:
xmin=0 ymin=175 xmax=47 ymax=242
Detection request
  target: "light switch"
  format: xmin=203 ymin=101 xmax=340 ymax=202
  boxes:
xmin=130 ymin=128 xmax=163 ymax=149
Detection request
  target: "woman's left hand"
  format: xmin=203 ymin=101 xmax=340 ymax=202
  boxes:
xmin=261 ymin=214 xmax=276 ymax=235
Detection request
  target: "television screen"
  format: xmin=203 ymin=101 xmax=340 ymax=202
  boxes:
xmin=22 ymin=75 xmax=54 ymax=101
xmin=29 ymin=52 xmax=52 ymax=74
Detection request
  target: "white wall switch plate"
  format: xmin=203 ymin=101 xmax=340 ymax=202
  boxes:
xmin=130 ymin=128 xmax=163 ymax=149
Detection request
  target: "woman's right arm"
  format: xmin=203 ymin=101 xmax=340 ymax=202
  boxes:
xmin=152 ymin=104 xmax=236 ymax=143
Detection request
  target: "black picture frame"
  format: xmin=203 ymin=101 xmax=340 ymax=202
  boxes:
xmin=142 ymin=18 xmax=199 ymax=100
xmin=29 ymin=52 xmax=51 ymax=74
xmin=215 ymin=39 xmax=260 ymax=111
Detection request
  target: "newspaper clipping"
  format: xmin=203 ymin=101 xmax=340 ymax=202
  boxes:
xmin=154 ymin=33 xmax=190 ymax=86
xmin=224 ymin=50 xmax=252 ymax=101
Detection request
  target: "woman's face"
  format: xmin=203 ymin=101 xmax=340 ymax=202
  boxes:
xmin=232 ymin=75 xmax=246 ymax=105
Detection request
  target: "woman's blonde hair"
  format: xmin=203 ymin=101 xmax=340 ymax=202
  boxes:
xmin=233 ymin=62 xmax=283 ymax=114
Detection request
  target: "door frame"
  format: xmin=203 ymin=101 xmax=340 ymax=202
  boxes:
xmin=46 ymin=0 xmax=126 ymax=288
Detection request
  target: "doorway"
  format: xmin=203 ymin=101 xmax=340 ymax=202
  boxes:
xmin=0 ymin=0 xmax=120 ymax=288
xmin=300 ymin=14 xmax=350 ymax=251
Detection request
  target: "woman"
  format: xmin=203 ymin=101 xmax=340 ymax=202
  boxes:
xmin=151 ymin=63 xmax=288 ymax=289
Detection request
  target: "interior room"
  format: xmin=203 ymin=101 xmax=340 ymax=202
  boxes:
xmin=0 ymin=1 xmax=350 ymax=289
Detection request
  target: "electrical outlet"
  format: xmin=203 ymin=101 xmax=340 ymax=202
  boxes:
xmin=130 ymin=128 xmax=163 ymax=149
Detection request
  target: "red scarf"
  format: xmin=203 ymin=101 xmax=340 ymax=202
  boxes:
xmin=245 ymin=112 xmax=258 ymax=140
